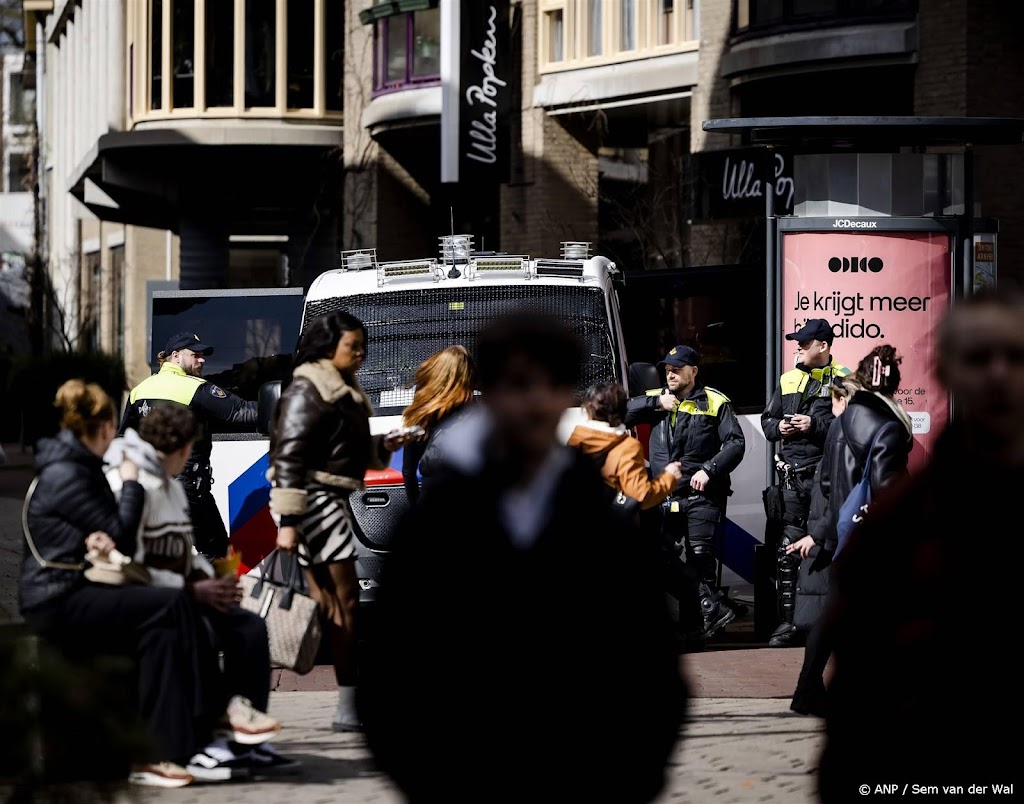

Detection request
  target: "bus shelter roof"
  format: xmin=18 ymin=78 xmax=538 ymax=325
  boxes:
xmin=702 ymin=116 xmax=1024 ymax=150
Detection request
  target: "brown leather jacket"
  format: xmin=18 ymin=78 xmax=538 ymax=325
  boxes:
xmin=268 ymin=359 xmax=389 ymax=519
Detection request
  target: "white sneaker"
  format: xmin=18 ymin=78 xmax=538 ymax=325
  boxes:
xmin=129 ymin=762 xmax=193 ymax=788
xmin=215 ymin=695 xmax=281 ymax=746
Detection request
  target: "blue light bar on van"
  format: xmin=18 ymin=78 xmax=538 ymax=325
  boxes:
xmin=534 ymin=259 xmax=585 ymax=279
xmin=376 ymin=259 xmax=439 ymax=287
xmin=468 ymin=255 xmax=531 ymax=281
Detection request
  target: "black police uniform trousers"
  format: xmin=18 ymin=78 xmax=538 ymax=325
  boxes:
xmin=638 ymin=506 xmax=704 ymax=634
xmin=662 ymin=493 xmax=724 ymax=590
xmin=778 ymin=473 xmax=814 ymax=628
xmin=184 ymin=479 xmax=229 ymax=560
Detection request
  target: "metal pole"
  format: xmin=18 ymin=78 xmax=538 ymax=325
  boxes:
xmin=764 ymin=145 xmax=776 ymax=487
xmin=962 ymin=145 xmax=975 ymax=299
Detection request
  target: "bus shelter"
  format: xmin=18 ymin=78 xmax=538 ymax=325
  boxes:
xmin=701 ymin=116 xmax=1024 ymax=638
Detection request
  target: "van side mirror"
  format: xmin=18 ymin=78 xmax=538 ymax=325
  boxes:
xmin=627 ymin=362 xmax=661 ymax=397
xmin=257 ymin=381 xmax=282 ymax=436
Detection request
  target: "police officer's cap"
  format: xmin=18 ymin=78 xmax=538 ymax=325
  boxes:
xmin=659 ymin=345 xmax=700 ymax=369
xmin=165 ymin=331 xmax=214 ymax=356
xmin=785 ymin=319 xmax=835 ymax=345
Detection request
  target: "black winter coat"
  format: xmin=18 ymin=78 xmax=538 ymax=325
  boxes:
xmin=626 ymin=384 xmax=745 ymax=500
xmin=19 ymin=429 xmax=145 ymax=618
xmin=401 ymin=405 xmax=470 ymax=504
xmin=359 ymin=447 xmax=687 ymax=804
xmin=794 ymin=391 xmax=913 ymax=628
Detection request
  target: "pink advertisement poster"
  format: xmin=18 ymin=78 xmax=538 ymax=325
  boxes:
xmin=781 ymin=231 xmax=952 ymax=470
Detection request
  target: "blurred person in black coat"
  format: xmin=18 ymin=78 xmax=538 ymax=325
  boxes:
xmin=818 ymin=292 xmax=1024 ymax=801
xmin=358 ymin=313 xmax=687 ymax=804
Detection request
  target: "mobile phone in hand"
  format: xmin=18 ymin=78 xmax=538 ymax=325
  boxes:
xmin=783 ymin=414 xmax=795 ymax=420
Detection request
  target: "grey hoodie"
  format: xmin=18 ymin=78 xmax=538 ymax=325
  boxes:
xmin=105 ymin=430 xmax=214 ymax=587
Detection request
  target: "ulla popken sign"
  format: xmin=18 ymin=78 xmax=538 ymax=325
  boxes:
xmin=441 ymin=0 xmax=510 ymax=183
xmin=690 ymin=148 xmax=795 ymax=219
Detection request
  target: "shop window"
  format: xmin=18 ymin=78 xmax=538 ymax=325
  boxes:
xmin=151 ymin=0 xmax=163 ymax=108
xmin=374 ymin=11 xmax=442 ymax=93
xmin=325 ymin=0 xmax=345 ymax=111
xmin=205 ymin=0 xmax=234 ymax=107
xmin=172 ymin=0 xmax=195 ymax=108
xmin=244 ymin=0 xmax=276 ymax=107
xmin=287 ymin=0 xmax=315 ymax=109
xmin=7 ymin=153 xmax=30 ymax=193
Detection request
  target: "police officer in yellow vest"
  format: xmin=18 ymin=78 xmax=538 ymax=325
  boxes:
xmin=761 ymin=318 xmax=849 ymax=648
xmin=120 ymin=331 xmax=258 ymax=558
xmin=626 ymin=345 xmax=746 ymax=594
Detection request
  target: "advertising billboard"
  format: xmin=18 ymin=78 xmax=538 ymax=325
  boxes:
xmin=781 ymin=230 xmax=952 ymax=470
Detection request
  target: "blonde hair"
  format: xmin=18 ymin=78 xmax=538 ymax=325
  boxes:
xmin=403 ymin=346 xmax=475 ymax=432
xmin=54 ymin=379 xmax=116 ymax=439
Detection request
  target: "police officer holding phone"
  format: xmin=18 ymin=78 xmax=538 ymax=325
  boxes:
xmin=121 ymin=332 xmax=258 ymax=558
xmin=761 ymin=319 xmax=848 ymax=647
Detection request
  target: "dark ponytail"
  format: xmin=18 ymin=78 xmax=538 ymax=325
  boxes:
xmin=854 ymin=344 xmax=902 ymax=397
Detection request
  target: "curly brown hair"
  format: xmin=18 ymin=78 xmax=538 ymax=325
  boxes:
xmin=138 ymin=405 xmax=200 ymax=455
xmin=581 ymin=381 xmax=628 ymax=427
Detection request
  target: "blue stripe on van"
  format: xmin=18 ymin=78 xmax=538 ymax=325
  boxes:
xmin=228 ymin=453 xmax=271 ymax=532
xmin=721 ymin=518 xmax=756 ymax=584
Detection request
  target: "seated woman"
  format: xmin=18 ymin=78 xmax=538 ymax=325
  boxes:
xmin=106 ymin=406 xmax=295 ymax=780
xmin=401 ymin=345 xmax=476 ymax=505
xmin=567 ymin=381 xmax=734 ymax=645
xmin=19 ymin=380 xmax=199 ymax=788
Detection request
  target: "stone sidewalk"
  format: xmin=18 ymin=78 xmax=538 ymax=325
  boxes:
xmin=129 ymin=693 xmax=822 ymax=804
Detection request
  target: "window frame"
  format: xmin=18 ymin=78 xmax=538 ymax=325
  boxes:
xmin=372 ymin=10 xmax=443 ymax=96
xmin=731 ymin=0 xmax=918 ymax=40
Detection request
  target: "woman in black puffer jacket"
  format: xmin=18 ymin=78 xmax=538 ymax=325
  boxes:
xmin=19 ymin=380 xmax=201 ymax=787
xmin=786 ymin=345 xmax=914 ymax=717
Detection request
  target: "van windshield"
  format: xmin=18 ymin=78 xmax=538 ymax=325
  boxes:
xmin=302 ymin=284 xmax=618 ymax=415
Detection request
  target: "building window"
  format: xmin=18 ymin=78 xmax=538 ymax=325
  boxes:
xmin=245 ymin=0 xmax=276 ymax=107
xmin=111 ymin=246 xmax=125 ymax=357
xmin=172 ymin=0 xmax=195 ymax=108
xmin=8 ymin=71 xmax=35 ymax=126
xmin=733 ymin=0 xmax=917 ymax=36
xmin=586 ymin=0 xmax=603 ymax=56
xmin=546 ymin=9 xmax=565 ymax=62
xmin=84 ymin=251 xmax=102 ymax=352
xmin=325 ymin=0 xmax=345 ymax=111
xmin=7 ymin=153 xmax=30 ymax=193
xmin=657 ymin=0 xmax=675 ymax=45
xmin=373 ymin=10 xmax=442 ymax=94
xmin=287 ymin=0 xmax=315 ymax=109
xmin=151 ymin=0 xmax=163 ymax=109
xmin=619 ymin=0 xmax=636 ymax=51
xmin=205 ymin=0 xmax=235 ymax=107
xmin=135 ymin=0 xmax=345 ymax=117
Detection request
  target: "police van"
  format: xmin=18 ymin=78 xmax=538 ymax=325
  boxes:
xmin=149 ymin=240 xmax=771 ymax=602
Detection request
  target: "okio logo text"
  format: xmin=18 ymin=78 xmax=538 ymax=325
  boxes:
xmin=828 ymin=257 xmax=883 ymax=273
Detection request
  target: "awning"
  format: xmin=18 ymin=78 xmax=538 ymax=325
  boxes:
xmin=358 ymin=0 xmax=438 ymax=26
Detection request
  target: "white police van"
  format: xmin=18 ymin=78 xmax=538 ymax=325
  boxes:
xmin=150 ymin=241 xmax=770 ymax=604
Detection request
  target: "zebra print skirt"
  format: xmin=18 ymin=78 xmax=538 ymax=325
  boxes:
xmin=295 ymin=485 xmax=360 ymax=568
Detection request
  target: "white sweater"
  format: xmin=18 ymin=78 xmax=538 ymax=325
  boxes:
xmin=105 ymin=430 xmax=214 ymax=587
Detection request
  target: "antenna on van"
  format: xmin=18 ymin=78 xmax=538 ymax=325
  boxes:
xmin=447 ymin=207 xmax=461 ymax=279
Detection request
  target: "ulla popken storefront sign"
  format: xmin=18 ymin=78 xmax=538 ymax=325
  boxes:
xmin=690 ymin=147 xmax=795 ymax=219
xmin=441 ymin=0 xmax=510 ymax=183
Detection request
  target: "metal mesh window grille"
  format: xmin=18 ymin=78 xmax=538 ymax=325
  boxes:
xmin=302 ymin=284 xmax=617 ymax=412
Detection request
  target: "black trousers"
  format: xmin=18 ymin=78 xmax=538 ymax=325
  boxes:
xmin=26 ymin=584 xmax=202 ymax=764
xmin=186 ymin=486 xmax=228 ymax=559
xmin=778 ymin=474 xmax=814 ymax=625
xmin=792 ymin=581 xmax=834 ymax=704
xmin=639 ymin=506 xmax=703 ymax=633
xmin=662 ymin=494 xmax=723 ymax=588
xmin=196 ymin=606 xmax=271 ymax=727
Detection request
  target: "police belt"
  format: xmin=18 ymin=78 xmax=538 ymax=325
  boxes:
xmin=183 ymin=462 xmax=212 ymax=479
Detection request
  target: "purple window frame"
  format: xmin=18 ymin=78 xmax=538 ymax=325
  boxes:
xmin=373 ymin=11 xmax=441 ymax=96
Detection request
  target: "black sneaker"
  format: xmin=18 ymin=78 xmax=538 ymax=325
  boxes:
xmin=186 ymin=746 xmax=253 ymax=783
xmin=702 ymin=599 xmax=736 ymax=638
xmin=768 ymin=622 xmax=800 ymax=648
xmin=248 ymin=744 xmax=302 ymax=776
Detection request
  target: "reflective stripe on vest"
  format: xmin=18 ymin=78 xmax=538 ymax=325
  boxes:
xmin=779 ymin=360 xmax=851 ymax=397
xmin=128 ymin=363 xmax=204 ymax=406
xmin=670 ymin=387 xmax=729 ymax=427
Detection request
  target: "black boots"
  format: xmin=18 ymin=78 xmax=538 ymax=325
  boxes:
xmin=769 ymin=621 xmax=802 ymax=648
xmin=699 ymin=584 xmax=736 ymax=639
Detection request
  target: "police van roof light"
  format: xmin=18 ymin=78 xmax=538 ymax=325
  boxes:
xmin=468 ymin=256 xmax=531 ymax=281
xmin=377 ymin=259 xmax=440 ymax=286
xmin=439 ymin=234 xmax=474 ymax=265
xmin=534 ymin=259 xmax=585 ymax=279
xmin=561 ymin=241 xmax=591 ymax=260
xmin=341 ymin=248 xmax=377 ymax=272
